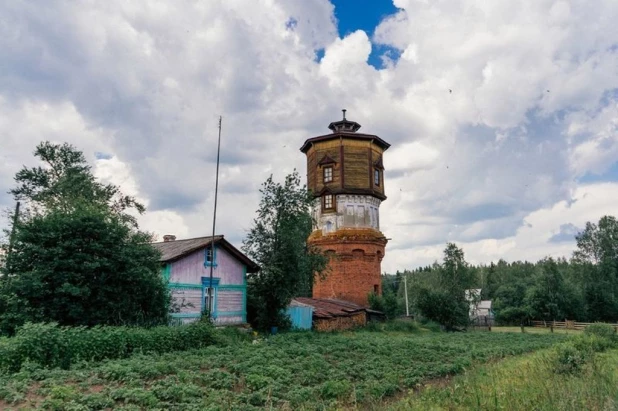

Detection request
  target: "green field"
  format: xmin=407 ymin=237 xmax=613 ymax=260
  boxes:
xmin=0 ymin=329 xmax=566 ymax=410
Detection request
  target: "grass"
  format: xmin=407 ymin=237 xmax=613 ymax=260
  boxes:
xmin=392 ymin=348 xmax=618 ymax=410
xmin=0 ymin=327 xmax=566 ymax=410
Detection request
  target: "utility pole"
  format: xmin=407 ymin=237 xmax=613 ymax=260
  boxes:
xmin=404 ymin=273 xmax=410 ymax=317
xmin=208 ymin=116 xmax=222 ymax=319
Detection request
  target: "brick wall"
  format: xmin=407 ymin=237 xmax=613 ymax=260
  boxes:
xmin=310 ymin=229 xmax=386 ymax=306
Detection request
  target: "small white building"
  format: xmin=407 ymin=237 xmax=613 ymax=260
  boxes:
xmin=465 ymin=289 xmax=494 ymax=319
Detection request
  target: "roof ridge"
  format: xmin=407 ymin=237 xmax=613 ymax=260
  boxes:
xmin=151 ymin=234 xmax=223 ymax=244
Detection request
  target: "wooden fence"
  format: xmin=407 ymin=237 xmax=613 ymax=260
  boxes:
xmin=531 ymin=320 xmax=618 ymax=331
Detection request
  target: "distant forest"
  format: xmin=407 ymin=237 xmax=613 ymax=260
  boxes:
xmin=385 ymin=215 xmax=618 ymax=324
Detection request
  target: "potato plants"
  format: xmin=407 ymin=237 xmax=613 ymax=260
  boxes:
xmin=0 ymin=329 xmax=565 ymax=409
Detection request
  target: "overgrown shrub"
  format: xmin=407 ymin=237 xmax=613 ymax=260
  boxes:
xmin=552 ymin=342 xmax=590 ymax=374
xmin=572 ymin=334 xmax=613 ymax=353
xmin=368 ymin=290 xmax=401 ymax=319
xmin=0 ymin=322 xmax=216 ymax=373
xmin=550 ymin=332 xmax=614 ymax=375
xmin=584 ymin=323 xmax=617 ymax=342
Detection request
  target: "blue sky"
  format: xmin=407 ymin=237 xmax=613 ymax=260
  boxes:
xmin=331 ymin=0 xmax=399 ymax=68
xmin=1 ymin=0 xmax=618 ymax=271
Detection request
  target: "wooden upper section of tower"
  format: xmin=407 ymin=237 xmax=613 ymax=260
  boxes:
xmin=300 ymin=111 xmax=390 ymax=201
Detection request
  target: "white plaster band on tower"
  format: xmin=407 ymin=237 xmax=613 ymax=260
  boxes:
xmin=312 ymin=195 xmax=381 ymax=234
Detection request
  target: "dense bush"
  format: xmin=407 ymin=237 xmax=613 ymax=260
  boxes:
xmin=550 ymin=330 xmax=616 ymax=375
xmin=584 ymin=323 xmax=617 ymax=342
xmin=368 ymin=290 xmax=401 ymax=319
xmin=0 ymin=322 xmax=216 ymax=373
xmin=552 ymin=341 xmax=592 ymax=374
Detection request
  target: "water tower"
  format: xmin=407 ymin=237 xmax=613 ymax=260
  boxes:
xmin=300 ymin=110 xmax=390 ymax=306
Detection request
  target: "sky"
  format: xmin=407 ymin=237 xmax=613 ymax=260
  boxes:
xmin=1 ymin=0 xmax=618 ymax=273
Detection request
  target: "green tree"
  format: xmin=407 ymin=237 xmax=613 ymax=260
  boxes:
xmin=369 ymin=280 xmax=401 ymax=320
xmin=525 ymin=257 xmax=579 ymax=324
xmin=0 ymin=142 xmax=168 ymax=334
xmin=415 ymin=243 xmax=475 ymax=330
xmin=242 ymin=171 xmax=328 ymax=330
xmin=573 ymin=216 xmax=618 ymax=321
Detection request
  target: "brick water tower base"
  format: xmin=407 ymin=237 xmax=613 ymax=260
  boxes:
xmin=309 ymin=228 xmax=387 ymax=307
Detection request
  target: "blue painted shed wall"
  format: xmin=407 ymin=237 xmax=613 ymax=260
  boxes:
xmin=286 ymin=306 xmax=314 ymax=330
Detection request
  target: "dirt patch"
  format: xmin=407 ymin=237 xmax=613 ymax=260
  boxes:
xmin=0 ymin=383 xmax=45 ymax=410
xmin=89 ymin=384 xmax=105 ymax=393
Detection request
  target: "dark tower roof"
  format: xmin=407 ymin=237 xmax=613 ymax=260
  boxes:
xmin=300 ymin=109 xmax=390 ymax=153
xmin=328 ymin=109 xmax=362 ymax=133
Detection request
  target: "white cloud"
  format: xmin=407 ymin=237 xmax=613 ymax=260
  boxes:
xmin=383 ymin=182 xmax=618 ymax=272
xmin=1 ymin=0 xmax=618 ymax=273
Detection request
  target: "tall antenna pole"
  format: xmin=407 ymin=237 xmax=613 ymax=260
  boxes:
xmin=208 ymin=116 xmax=222 ymax=318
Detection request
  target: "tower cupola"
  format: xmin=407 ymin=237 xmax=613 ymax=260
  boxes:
xmin=328 ymin=109 xmax=361 ymax=133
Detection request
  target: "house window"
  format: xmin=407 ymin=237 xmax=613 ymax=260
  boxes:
xmin=323 ymin=166 xmax=333 ymax=183
xmin=323 ymin=194 xmax=334 ymax=210
xmin=201 ymin=277 xmax=220 ymax=316
xmin=204 ymin=287 xmax=216 ymax=314
xmin=374 ymin=284 xmax=379 ymax=294
xmin=374 ymin=169 xmax=380 ymax=186
xmin=204 ymin=247 xmax=217 ymax=267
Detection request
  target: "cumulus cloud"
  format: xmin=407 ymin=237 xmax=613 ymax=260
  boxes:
xmin=1 ymin=0 xmax=618 ymax=272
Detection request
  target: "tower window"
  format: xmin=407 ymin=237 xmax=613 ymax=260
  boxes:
xmin=374 ymin=169 xmax=380 ymax=186
xmin=323 ymin=166 xmax=333 ymax=183
xmin=323 ymin=194 xmax=334 ymax=210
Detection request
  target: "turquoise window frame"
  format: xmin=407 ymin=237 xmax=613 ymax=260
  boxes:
xmin=204 ymin=246 xmax=218 ymax=268
xmin=161 ymin=263 xmax=172 ymax=282
xmin=201 ymin=277 xmax=220 ymax=318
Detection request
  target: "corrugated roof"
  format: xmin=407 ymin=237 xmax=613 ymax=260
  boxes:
xmin=293 ymin=297 xmax=367 ymax=319
xmin=151 ymin=235 xmax=259 ymax=272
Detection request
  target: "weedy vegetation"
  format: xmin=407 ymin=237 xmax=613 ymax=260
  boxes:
xmin=394 ymin=323 xmax=618 ymax=410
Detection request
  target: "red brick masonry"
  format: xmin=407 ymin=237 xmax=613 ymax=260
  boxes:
xmin=309 ymin=228 xmax=387 ymax=306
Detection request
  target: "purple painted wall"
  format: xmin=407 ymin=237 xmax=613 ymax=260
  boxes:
xmin=167 ymin=245 xmax=247 ymax=325
xmin=169 ymin=246 xmax=245 ymax=285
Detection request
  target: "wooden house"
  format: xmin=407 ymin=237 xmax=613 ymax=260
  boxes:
xmin=152 ymin=235 xmax=259 ymax=325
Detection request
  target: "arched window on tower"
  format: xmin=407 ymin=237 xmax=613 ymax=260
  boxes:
xmin=374 ymin=169 xmax=380 ymax=186
xmin=325 ymin=220 xmax=333 ymax=233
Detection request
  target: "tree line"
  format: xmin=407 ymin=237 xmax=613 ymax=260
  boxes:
xmin=3 ymin=141 xmax=617 ymax=335
xmin=377 ymin=217 xmax=618 ymax=326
